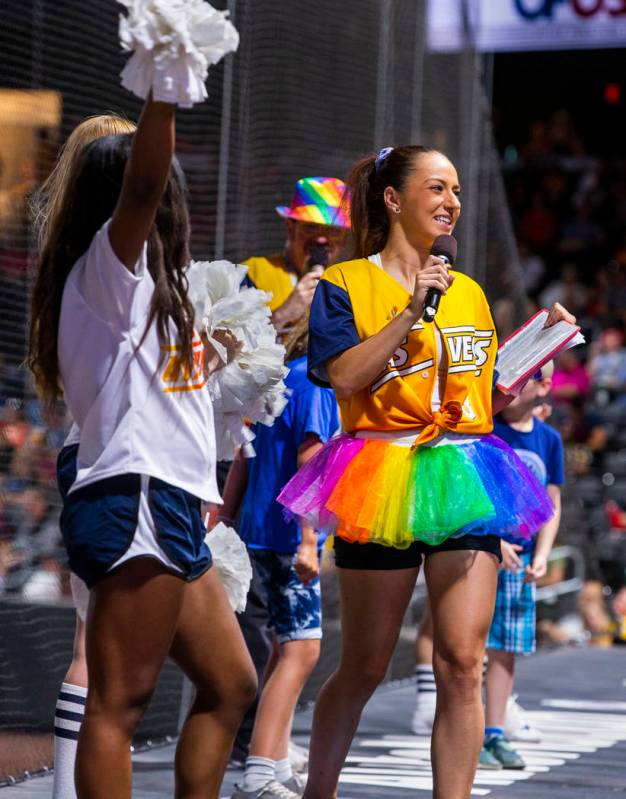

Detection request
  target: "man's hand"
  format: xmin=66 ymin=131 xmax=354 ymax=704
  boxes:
xmin=294 ymin=542 xmax=319 ymax=585
xmin=500 ymin=540 xmax=524 ymax=573
xmin=526 ymin=554 xmax=548 ymax=582
xmin=272 ymin=266 xmax=323 ymax=330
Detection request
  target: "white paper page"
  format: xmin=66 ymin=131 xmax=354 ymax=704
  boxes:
xmin=497 ymin=311 xmax=583 ymax=391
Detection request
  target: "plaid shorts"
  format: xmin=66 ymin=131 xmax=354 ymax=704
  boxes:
xmin=487 ymin=551 xmax=536 ymax=655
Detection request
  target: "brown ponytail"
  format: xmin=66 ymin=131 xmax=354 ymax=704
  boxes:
xmin=346 ymin=145 xmax=440 ymax=259
xmin=283 ymin=312 xmax=309 ymax=363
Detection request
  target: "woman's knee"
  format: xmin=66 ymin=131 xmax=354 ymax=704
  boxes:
xmin=337 ymin=656 xmax=388 ymax=699
xmin=86 ymin=681 xmax=155 ymax=737
xmin=195 ymin=662 xmax=257 ymax=715
xmin=434 ymin=647 xmax=483 ymax=699
xmin=237 ymin=666 xmax=259 ymax=710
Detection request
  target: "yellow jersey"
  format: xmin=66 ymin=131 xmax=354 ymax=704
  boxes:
xmin=308 ymin=257 xmax=498 ymax=444
xmin=243 ymin=255 xmax=297 ymax=312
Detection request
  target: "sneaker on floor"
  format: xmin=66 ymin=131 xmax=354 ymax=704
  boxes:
xmin=288 ymin=740 xmax=308 ymax=774
xmin=281 ymin=773 xmax=305 ymax=795
xmin=478 ymin=746 xmax=503 ymax=770
xmin=505 ymin=694 xmax=541 ymax=743
xmin=484 ymin=736 xmax=526 ymax=770
xmin=231 ymin=780 xmax=301 ymax=799
xmin=410 ymin=700 xmax=435 ymax=736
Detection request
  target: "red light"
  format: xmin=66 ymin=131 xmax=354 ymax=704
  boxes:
xmin=604 ymin=83 xmax=621 ymax=105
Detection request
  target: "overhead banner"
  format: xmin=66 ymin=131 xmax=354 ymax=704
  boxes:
xmin=428 ymin=0 xmax=626 ymax=52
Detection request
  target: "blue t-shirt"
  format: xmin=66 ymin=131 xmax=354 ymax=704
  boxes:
xmin=494 ymin=417 xmax=565 ymax=550
xmin=238 ymin=355 xmax=340 ymax=553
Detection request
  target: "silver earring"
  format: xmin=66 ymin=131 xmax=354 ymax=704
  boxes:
xmin=394 ymin=207 xmax=401 ymax=214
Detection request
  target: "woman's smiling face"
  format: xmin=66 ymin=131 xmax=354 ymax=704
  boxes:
xmin=391 ymin=151 xmax=462 ymax=252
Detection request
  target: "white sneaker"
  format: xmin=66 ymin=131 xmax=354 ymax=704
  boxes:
xmin=231 ymin=779 xmax=301 ymax=798
xmin=504 ymin=695 xmax=541 ymax=743
xmin=411 ymin=696 xmax=436 ymax=736
xmin=282 ymin=773 xmax=305 ymax=795
xmin=288 ymin=740 xmax=308 ymax=774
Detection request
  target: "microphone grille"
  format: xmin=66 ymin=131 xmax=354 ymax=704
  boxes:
xmin=432 ymin=235 xmax=457 ymax=264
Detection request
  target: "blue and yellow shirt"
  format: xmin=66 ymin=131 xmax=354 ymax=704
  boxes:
xmin=243 ymin=255 xmax=297 ymax=312
xmin=308 ymin=257 xmax=498 ymax=444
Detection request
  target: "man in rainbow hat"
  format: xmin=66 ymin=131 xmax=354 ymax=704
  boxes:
xmin=244 ymin=176 xmax=350 ymax=332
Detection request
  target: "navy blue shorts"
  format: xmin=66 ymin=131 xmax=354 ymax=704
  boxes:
xmin=57 ymin=445 xmax=211 ymax=589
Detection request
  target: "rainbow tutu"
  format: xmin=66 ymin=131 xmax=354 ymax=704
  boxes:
xmin=278 ymin=433 xmax=554 ymax=549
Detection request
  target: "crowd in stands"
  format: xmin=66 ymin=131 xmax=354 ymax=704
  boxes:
xmin=1 ymin=107 xmax=625 ymax=644
xmin=501 ymin=108 xmax=626 ymax=645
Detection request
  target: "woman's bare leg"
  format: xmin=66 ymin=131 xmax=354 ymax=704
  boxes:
xmin=170 ymin=567 xmax=257 ymax=799
xmin=65 ymin=616 xmax=88 ymax=687
xmin=426 ymin=550 xmax=499 ymax=799
xmin=76 ymin=559 xmax=187 ymax=799
xmin=303 ymin=566 xmax=419 ymax=799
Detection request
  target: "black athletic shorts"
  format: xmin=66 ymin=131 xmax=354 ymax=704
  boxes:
xmin=334 ymin=533 xmax=502 ymax=570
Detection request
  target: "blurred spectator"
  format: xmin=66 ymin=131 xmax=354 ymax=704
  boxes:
xmin=539 ymin=264 xmax=588 ymax=316
xmin=551 ymin=350 xmax=590 ymax=407
xmin=546 ymin=109 xmax=585 ymax=158
xmin=520 ymin=121 xmax=551 ymax=163
xmin=518 ymin=240 xmax=545 ymax=295
xmin=606 ymin=500 xmax=626 ymax=532
xmin=541 ymin=168 xmax=570 ymax=217
xmin=559 ymin=202 xmax=604 ymax=256
xmin=2 ymin=486 xmax=62 ymax=594
xmin=558 ymin=397 xmax=607 ymax=476
xmin=588 ymin=328 xmax=626 ymax=405
xmin=519 ymin=192 xmax=558 ymax=253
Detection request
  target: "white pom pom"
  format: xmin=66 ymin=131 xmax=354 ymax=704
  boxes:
xmin=186 ymin=259 xmax=290 ymax=460
xmin=205 ymin=522 xmax=252 ymax=613
xmin=119 ymin=0 xmax=239 ymax=107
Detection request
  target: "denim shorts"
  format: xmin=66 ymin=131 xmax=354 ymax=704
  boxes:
xmin=249 ymin=548 xmax=322 ymax=644
xmin=57 ymin=445 xmax=211 ymax=589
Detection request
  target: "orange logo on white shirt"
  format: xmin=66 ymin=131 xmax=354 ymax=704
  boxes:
xmin=162 ymin=335 xmax=206 ymax=393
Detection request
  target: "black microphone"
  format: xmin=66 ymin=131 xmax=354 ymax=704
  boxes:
xmin=422 ymin=234 xmax=457 ymax=323
xmin=305 ymin=237 xmax=330 ymax=271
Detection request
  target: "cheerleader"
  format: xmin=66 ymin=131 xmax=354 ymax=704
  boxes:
xmin=27 ymin=92 xmax=256 ymax=799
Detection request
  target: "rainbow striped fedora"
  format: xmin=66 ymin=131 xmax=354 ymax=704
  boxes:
xmin=276 ymin=176 xmax=350 ymax=228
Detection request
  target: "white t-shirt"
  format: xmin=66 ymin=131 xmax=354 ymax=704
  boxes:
xmin=58 ymin=220 xmax=220 ymax=503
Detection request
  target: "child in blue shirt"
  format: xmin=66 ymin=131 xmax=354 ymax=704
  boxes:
xmin=482 ymin=363 xmax=565 ymax=770
xmin=220 ymin=319 xmax=340 ymax=798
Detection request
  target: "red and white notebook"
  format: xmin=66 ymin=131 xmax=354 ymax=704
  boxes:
xmin=496 ymin=309 xmax=585 ymax=395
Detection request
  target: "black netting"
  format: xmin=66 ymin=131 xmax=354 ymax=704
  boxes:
xmin=0 ymin=0 xmax=522 ymax=783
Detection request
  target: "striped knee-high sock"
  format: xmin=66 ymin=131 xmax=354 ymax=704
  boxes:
xmin=52 ymin=682 xmax=87 ymax=799
xmin=415 ymin=664 xmax=437 ymax=703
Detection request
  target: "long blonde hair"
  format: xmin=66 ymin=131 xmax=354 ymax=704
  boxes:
xmin=31 ymin=113 xmax=136 ymax=253
xmin=28 ymin=114 xmax=137 ymax=402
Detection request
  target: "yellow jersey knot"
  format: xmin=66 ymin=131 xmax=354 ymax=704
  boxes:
xmin=412 ymin=401 xmax=463 ymax=448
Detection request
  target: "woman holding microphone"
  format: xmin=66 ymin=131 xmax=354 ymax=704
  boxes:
xmin=279 ymin=145 xmax=573 ymax=799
